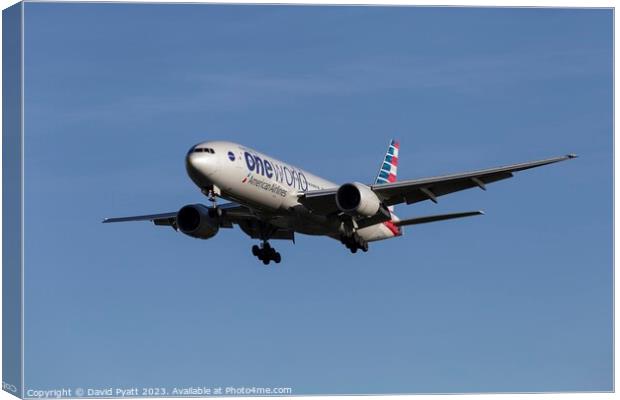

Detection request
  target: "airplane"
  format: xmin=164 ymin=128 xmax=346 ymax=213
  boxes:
xmin=103 ymin=140 xmax=577 ymax=265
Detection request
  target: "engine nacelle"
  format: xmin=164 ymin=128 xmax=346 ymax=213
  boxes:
xmin=336 ymin=182 xmax=381 ymax=217
xmin=176 ymin=204 xmax=220 ymax=239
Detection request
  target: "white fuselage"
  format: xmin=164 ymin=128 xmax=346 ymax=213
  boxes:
xmin=186 ymin=141 xmax=400 ymax=242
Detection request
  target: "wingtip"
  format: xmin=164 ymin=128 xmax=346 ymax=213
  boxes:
xmin=567 ymin=153 xmax=578 ymax=159
xmin=478 ymin=210 xmax=485 ymax=215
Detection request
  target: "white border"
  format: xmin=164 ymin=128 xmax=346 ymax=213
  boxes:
xmin=0 ymin=2 xmax=614 ymax=400
xmin=20 ymin=1 xmax=24 ymax=397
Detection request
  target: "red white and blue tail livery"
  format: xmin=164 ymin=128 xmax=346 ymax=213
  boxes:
xmin=104 ymin=138 xmax=577 ymax=265
xmin=375 ymin=139 xmax=402 ymax=237
xmin=375 ymin=139 xmax=400 ymax=185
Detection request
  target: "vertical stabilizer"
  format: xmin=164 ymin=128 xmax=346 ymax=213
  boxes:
xmin=375 ymin=139 xmax=400 ymax=217
xmin=375 ymin=139 xmax=399 ymax=185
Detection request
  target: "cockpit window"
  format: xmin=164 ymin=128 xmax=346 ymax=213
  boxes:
xmin=192 ymin=147 xmax=215 ymax=154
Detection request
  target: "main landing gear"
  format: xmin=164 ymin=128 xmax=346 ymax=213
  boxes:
xmin=252 ymin=242 xmax=281 ymax=265
xmin=341 ymin=235 xmax=369 ymax=254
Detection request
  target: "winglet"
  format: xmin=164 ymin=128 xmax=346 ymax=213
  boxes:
xmin=567 ymin=153 xmax=578 ymax=159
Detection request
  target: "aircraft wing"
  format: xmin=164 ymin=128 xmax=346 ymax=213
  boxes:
xmin=102 ymin=202 xmax=254 ymax=229
xmin=102 ymin=212 xmax=178 ymax=224
xmin=103 ymin=202 xmax=296 ymax=241
xmin=374 ymin=153 xmax=576 ymax=206
xmin=298 ymin=154 xmax=576 ymax=213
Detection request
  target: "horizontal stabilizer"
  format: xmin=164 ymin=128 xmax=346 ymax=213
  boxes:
xmin=394 ymin=210 xmax=484 ymax=227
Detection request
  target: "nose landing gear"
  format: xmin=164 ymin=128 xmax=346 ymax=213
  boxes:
xmin=252 ymin=242 xmax=281 ymax=265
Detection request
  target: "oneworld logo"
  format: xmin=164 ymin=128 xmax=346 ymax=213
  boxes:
xmin=244 ymin=151 xmax=308 ymax=191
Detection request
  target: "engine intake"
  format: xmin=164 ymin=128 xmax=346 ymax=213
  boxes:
xmin=336 ymin=182 xmax=381 ymax=217
xmin=176 ymin=204 xmax=220 ymax=239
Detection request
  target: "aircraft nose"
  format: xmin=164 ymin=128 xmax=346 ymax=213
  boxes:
xmin=186 ymin=146 xmax=219 ymax=181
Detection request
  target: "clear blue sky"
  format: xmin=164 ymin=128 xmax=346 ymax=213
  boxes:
xmin=23 ymin=3 xmax=611 ymax=394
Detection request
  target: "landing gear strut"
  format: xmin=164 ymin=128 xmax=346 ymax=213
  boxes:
xmin=252 ymin=242 xmax=281 ymax=265
xmin=341 ymin=234 xmax=369 ymax=254
xmin=201 ymin=184 xmax=219 ymax=208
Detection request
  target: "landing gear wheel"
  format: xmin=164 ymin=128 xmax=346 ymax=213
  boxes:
xmin=267 ymin=247 xmax=276 ymax=259
xmin=252 ymin=241 xmax=281 ymax=265
xmin=341 ymin=234 xmax=368 ymax=254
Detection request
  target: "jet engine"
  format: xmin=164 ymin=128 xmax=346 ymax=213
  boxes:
xmin=336 ymin=182 xmax=381 ymax=217
xmin=176 ymin=204 xmax=220 ymax=239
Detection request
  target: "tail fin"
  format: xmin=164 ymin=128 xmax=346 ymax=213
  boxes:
xmin=375 ymin=139 xmax=399 ymax=215
xmin=375 ymin=139 xmax=399 ymax=185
